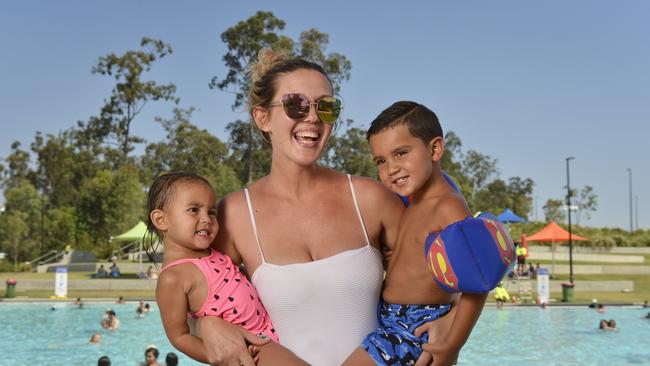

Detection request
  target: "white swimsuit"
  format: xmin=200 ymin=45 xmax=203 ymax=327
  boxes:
xmin=244 ymin=175 xmax=384 ymax=366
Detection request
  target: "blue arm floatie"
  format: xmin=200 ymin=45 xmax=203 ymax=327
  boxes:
xmin=424 ymin=216 xmax=516 ymax=293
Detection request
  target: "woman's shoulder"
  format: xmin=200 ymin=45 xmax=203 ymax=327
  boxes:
xmin=348 ymin=174 xmax=383 ymax=189
xmin=218 ymin=188 xmax=248 ymax=217
xmin=348 ymin=174 xmax=400 ymax=203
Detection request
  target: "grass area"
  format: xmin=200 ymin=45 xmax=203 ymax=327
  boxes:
xmin=496 ymin=273 xmax=650 ymax=305
xmin=531 ymin=259 xmax=648 ymax=266
xmin=549 ymin=291 xmax=646 ymax=304
xmin=2 ymin=259 xmax=649 ymax=305
xmin=0 ymin=271 xmax=155 ymax=300
xmin=563 ymin=274 xmax=649 ymax=304
xmin=0 ymin=271 xmax=142 ymax=280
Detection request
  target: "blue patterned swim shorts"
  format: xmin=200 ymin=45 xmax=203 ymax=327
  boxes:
xmin=361 ymin=300 xmax=451 ymax=365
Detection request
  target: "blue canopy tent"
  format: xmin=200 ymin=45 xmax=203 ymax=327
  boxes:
xmin=497 ymin=208 xmax=525 ymax=224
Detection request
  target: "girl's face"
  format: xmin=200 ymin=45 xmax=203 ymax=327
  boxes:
xmin=255 ymin=69 xmax=335 ymax=167
xmin=159 ymin=181 xmax=219 ymax=251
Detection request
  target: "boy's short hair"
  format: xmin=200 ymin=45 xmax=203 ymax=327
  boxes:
xmin=367 ymin=101 xmax=443 ymax=144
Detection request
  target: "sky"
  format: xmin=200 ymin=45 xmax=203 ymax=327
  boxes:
xmin=1 ymin=1 xmax=648 ymax=230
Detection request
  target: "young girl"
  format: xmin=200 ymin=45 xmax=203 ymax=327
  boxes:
xmin=148 ymin=172 xmax=307 ymax=365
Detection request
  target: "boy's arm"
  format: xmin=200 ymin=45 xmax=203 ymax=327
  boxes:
xmin=156 ymin=271 xmax=209 ymax=363
xmin=422 ymin=292 xmax=487 ymax=366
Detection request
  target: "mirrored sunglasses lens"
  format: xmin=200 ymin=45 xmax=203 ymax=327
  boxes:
xmin=282 ymin=94 xmax=310 ymax=120
xmin=317 ymin=98 xmax=342 ymax=123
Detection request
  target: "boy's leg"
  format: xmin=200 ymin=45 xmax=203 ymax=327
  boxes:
xmin=255 ymin=341 xmax=309 ymax=366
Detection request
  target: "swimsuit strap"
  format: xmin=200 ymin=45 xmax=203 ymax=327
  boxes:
xmin=244 ymin=188 xmax=267 ymax=264
xmin=160 ymin=255 xmax=203 ymax=273
xmin=347 ymin=174 xmax=371 ymax=247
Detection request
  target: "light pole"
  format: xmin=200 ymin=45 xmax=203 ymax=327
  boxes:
xmin=566 ymin=157 xmax=575 ymax=284
xmin=635 ymin=195 xmax=639 ymax=232
xmin=627 ymin=169 xmax=633 ymax=232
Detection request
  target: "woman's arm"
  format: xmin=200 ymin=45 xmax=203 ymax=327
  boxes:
xmin=194 ymin=194 xmax=270 ymax=365
xmin=196 ymin=317 xmax=270 ymax=366
xmin=353 ymin=177 xmax=404 ymax=264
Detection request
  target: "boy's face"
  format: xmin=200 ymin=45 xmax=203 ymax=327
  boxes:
xmin=369 ymin=124 xmax=435 ymax=197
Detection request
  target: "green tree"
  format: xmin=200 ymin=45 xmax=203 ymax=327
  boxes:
xmin=213 ymin=11 xmax=352 ymax=183
xmin=141 ymin=108 xmax=241 ymax=197
xmin=223 ymin=120 xmax=272 ymax=184
xmin=85 ymin=37 xmax=179 ymax=161
xmin=104 ymin=165 xmax=145 ymax=238
xmin=440 ymin=131 xmax=472 ymax=200
xmin=573 ymin=185 xmax=598 ymax=225
xmin=75 ymin=166 xmax=146 ymax=254
xmin=296 ymin=28 xmax=351 ymax=95
xmin=543 ymin=199 xmax=566 ymax=223
xmin=321 ymin=120 xmax=375 ymax=177
xmin=0 ymin=180 xmax=41 ymax=262
xmin=77 ymin=170 xmax=113 ymax=250
xmin=1 ymin=142 xmax=34 ymax=189
xmin=472 ymin=179 xmax=508 ymax=214
xmin=506 ymin=177 xmax=534 ymax=218
xmin=0 ymin=210 xmax=29 ymax=271
xmin=44 ymin=206 xmax=77 ymax=255
xmin=438 ymin=133 xmax=533 ymax=217
xmin=461 ymin=150 xmax=499 ymax=200
xmin=29 ymin=132 xmax=88 ymax=207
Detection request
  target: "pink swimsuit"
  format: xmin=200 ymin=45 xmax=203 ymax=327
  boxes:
xmin=161 ymin=249 xmax=278 ymax=342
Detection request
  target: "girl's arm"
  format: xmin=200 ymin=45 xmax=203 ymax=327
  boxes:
xmin=156 ymin=271 xmax=209 ymax=363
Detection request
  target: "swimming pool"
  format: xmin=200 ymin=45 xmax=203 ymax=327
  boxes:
xmin=0 ymin=302 xmax=647 ymax=365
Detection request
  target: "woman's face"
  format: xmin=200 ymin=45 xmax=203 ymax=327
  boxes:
xmin=258 ymin=68 xmax=335 ymax=167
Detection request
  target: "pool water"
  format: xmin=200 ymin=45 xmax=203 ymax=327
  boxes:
xmin=0 ymin=303 xmax=648 ymax=365
xmin=462 ymin=306 xmax=650 ymax=366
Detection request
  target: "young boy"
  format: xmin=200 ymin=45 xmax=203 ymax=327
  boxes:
xmin=345 ymin=101 xmax=498 ymax=366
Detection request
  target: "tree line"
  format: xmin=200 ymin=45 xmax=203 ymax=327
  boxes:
xmin=0 ymin=11 xmax=601 ymax=268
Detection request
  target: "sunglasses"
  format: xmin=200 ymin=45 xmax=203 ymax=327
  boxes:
xmin=269 ymin=93 xmax=342 ymax=123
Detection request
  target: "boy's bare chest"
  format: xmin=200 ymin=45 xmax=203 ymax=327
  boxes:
xmin=397 ymin=206 xmax=442 ymax=248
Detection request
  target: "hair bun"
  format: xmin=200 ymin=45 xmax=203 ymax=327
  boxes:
xmin=249 ymin=48 xmax=291 ymax=84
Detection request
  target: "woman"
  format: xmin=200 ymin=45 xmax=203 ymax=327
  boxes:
xmin=197 ymin=50 xmax=448 ymax=366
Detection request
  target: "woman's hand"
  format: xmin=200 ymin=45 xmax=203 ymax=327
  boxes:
xmin=196 ymin=316 xmax=270 ymax=366
xmin=420 ymin=341 xmax=459 ymax=366
xmin=413 ymin=318 xmax=458 ymax=366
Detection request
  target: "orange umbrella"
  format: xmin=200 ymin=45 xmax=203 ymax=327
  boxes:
xmin=526 ymin=221 xmax=589 ymax=242
xmin=526 ymin=222 xmax=589 ymax=277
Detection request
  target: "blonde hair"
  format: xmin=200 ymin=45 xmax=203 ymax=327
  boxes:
xmin=247 ymin=48 xmax=332 ymax=141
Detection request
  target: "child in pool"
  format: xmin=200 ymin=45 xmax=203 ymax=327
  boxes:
xmin=344 ymin=101 xmax=488 ymax=366
xmin=149 ymin=172 xmax=307 ymax=365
